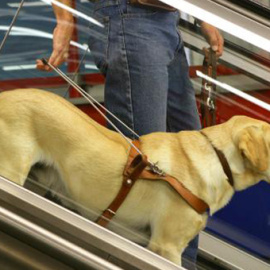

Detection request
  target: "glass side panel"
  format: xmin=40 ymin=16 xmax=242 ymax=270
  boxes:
xmin=221 ymin=31 xmax=270 ymax=67
xmin=0 ymin=0 xmax=98 ymax=82
xmin=180 ymin=3 xmax=270 ymax=265
xmin=228 ymin=0 xmax=270 ymax=13
xmin=0 ymin=1 xmax=270 ymax=270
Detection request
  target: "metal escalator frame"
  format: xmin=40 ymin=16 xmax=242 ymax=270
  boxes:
xmin=179 ymin=25 xmax=270 ymax=86
xmin=209 ymin=0 xmax=270 ymax=28
xmin=199 ymin=231 xmax=270 ymax=270
xmin=161 ymin=0 xmax=270 ymax=52
xmin=0 ymin=206 xmax=122 ymax=270
xmin=0 ymin=230 xmax=75 ymax=270
xmin=0 ymin=176 xmax=183 ymax=270
xmin=1 ymin=176 xmax=269 ymax=270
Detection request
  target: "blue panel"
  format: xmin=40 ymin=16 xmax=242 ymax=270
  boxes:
xmin=0 ymin=0 xmax=97 ymax=80
xmin=206 ymin=181 xmax=270 ymax=259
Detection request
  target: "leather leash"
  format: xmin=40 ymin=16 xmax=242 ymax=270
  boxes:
xmin=96 ymin=140 xmax=209 ymax=227
xmin=200 ymin=49 xmax=217 ymax=128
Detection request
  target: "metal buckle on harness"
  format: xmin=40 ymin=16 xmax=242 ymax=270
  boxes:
xmin=149 ymin=162 xmax=166 ymax=176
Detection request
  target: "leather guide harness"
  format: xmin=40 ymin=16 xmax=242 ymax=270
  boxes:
xmin=96 ymin=132 xmax=235 ymax=227
xmin=96 ymin=140 xmax=210 ymax=227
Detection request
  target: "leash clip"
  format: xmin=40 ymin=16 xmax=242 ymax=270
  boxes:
xmin=149 ymin=162 xmax=166 ymax=176
xmin=204 ymin=82 xmax=215 ymax=111
xmin=204 ymin=82 xmax=212 ymax=92
xmin=207 ymin=97 xmax=215 ymax=111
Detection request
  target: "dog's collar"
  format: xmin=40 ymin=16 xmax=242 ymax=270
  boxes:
xmin=200 ymin=131 xmax=234 ymax=188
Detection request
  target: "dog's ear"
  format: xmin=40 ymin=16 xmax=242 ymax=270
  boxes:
xmin=237 ymin=126 xmax=269 ymax=172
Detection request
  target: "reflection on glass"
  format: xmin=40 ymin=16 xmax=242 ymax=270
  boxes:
xmin=0 ymin=1 xmax=270 ymax=270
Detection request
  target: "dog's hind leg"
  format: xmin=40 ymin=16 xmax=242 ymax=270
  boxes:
xmin=0 ymin=118 xmax=38 ymax=186
xmin=0 ymin=141 xmax=37 ymax=186
xmin=0 ymin=157 xmax=33 ymax=186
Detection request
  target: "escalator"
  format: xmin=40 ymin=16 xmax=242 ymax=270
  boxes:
xmin=0 ymin=176 xmax=181 ymax=270
xmin=0 ymin=0 xmax=270 ymax=269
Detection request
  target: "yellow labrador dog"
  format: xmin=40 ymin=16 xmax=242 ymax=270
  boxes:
xmin=0 ymin=88 xmax=269 ymax=265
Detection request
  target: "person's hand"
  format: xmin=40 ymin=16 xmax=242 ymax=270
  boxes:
xmin=36 ymin=21 xmax=74 ymax=71
xmin=200 ymin=22 xmax=224 ymax=58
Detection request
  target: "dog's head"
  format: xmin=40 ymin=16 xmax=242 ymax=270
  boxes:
xmin=231 ymin=116 xmax=270 ymax=187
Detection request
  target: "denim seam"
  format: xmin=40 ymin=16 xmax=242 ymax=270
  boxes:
xmin=94 ymin=0 xmax=119 ymax=11
xmin=120 ymin=17 xmax=135 ymax=138
xmin=168 ymin=28 xmax=183 ymax=66
xmin=104 ymin=17 xmax=110 ymax=70
xmin=121 ymin=11 xmax=158 ymax=18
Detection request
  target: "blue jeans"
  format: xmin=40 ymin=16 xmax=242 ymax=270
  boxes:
xmin=89 ymin=0 xmax=200 ymax=268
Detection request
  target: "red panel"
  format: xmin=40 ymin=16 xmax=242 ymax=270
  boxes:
xmin=77 ymin=104 xmax=107 ymax=126
xmin=197 ymin=90 xmax=270 ymax=126
xmin=82 ymin=73 xmax=105 ymax=85
xmin=0 ymin=77 xmax=67 ymax=90
xmin=0 ymin=74 xmax=105 ymax=90
xmin=215 ymin=90 xmax=270 ymax=123
xmin=1 ymin=68 xmax=268 ymax=127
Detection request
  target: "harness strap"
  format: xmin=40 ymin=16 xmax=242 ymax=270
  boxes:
xmin=96 ymin=152 xmax=149 ymax=227
xmin=96 ymin=140 xmax=209 ymax=227
xmin=129 ymin=141 xmax=209 ymax=214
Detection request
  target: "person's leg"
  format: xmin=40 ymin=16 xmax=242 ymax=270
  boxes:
xmin=89 ymin=1 xmax=181 ymax=138
xmin=88 ymin=0 xmax=136 ymax=137
xmin=105 ymin=5 xmax=182 ymax=138
xmin=167 ymin=32 xmax=201 ymax=270
xmin=167 ymin=41 xmax=201 ymax=132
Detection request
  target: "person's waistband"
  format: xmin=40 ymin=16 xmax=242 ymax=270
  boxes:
xmin=92 ymin=0 xmax=122 ymax=10
xmin=92 ymin=0 xmax=177 ymax=13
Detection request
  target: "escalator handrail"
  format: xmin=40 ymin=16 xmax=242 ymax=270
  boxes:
xmin=0 ymin=205 xmax=123 ymax=270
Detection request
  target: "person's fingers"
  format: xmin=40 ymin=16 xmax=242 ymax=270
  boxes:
xmin=49 ymin=49 xmax=67 ymax=67
xmin=36 ymin=59 xmax=51 ymax=71
xmin=203 ymin=32 xmax=224 ymax=60
xmin=36 ymin=23 xmax=73 ymax=72
xmin=216 ymin=32 xmax=224 ymax=57
xmin=36 ymin=48 xmax=69 ymax=71
xmin=203 ymin=46 xmax=221 ymax=62
xmin=201 ymin=22 xmax=224 ymax=58
xmin=208 ymin=33 xmax=219 ymax=52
